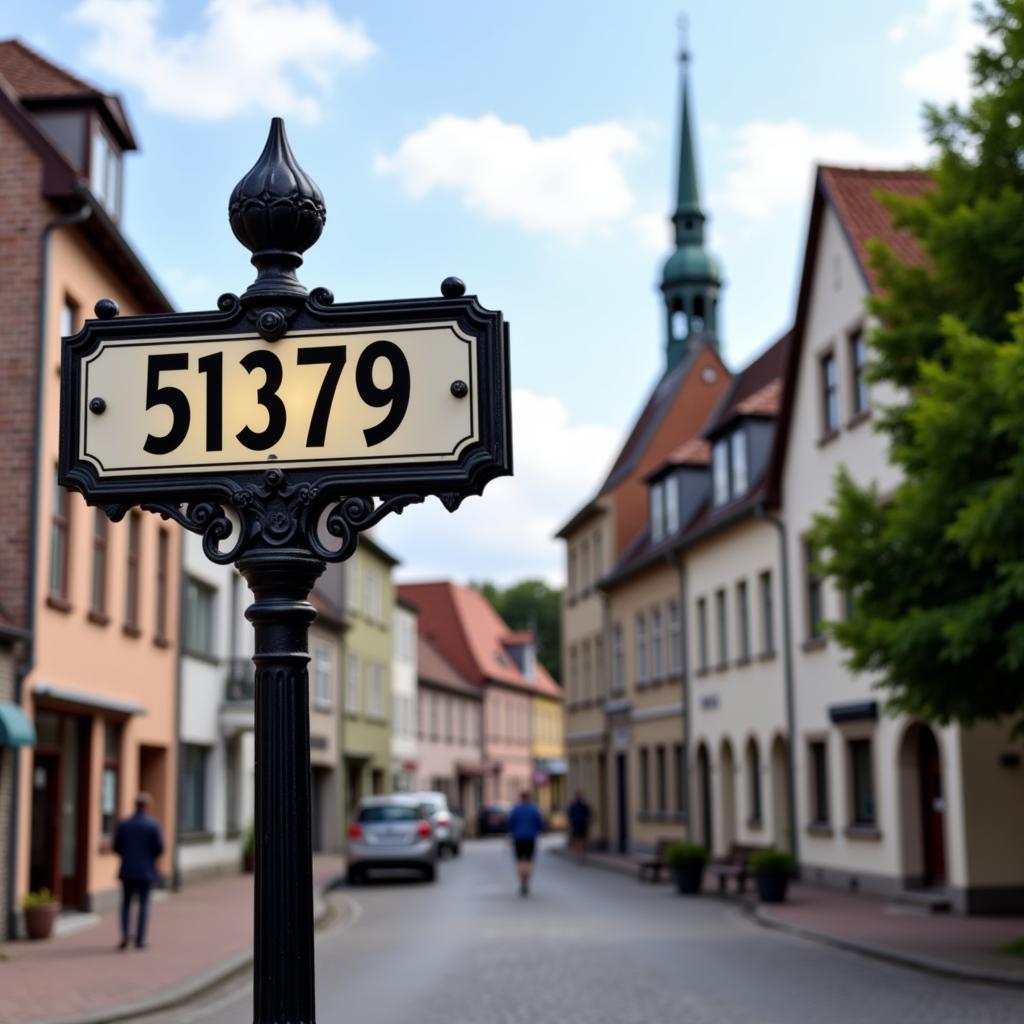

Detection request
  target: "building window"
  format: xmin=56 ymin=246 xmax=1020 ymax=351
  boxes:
xmin=665 ymin=478 xmax=680 ymax=534
xmin=366 ymin=663 xmax=385 ymax=719
xmin=650 ymin=482 xmax=665 ymax=542
xmin=639 ymin=747 xmax=650 ymax=813
xmin=60 ymin=295 xmax=79 ymax=338
xmin=809 ymin=740 xmax=829 ymax=825
xmin=730 ymin=429 xmax=748 ymax=496
xmin=712 ymin=440 xmax=729 ymax=506
xmin=715 ymin=588 xmax=728 ymax=667
xmin=850 ymin=328 xmax=868 ymax=416
xmin=821 ymin=351 xmax=840 ymax=435
xmin=101 ymin=721 xmax=121 ymax=839
xmin=593 ymin=529 xmax=602 ymax=579
xmin=746 ymin=739 xmax=762 ymax=824
xmin=345 ymin=558 xmax=359 ymax=612
xmin=346 ymin=654 xmax=361 ymax=712
xmin=651 ymin=607 xmax=664 ymax=680
xmin=656 ymin=745 xmax=667 ymax=813
xmin=668 ymin=601 xmax=682 ymax=676
xmin=155 ymin=528 xmax=170 ymax=642
xmin=581 ymin=639 xmax=592 ymax=702
xmin=612 ymin=624 xmax=624 ymax=692
xmin=365 ymin=568 xmax=382 ymax=621
xmin=849 ymin=738 xmax=876 ymax=826
xmin=594 ymin=632 xmax=606 ymax=698
xmin=181 ymin=744 xmax=209 ymax=833
xmin=759 ymin=570 xmax=774 ymax=654
xmin=90 ymin=508 xmax=108 ymax=618
xmin=569 ymin=644 xmax=579 ymax=702
xmin=313 ymin=644 xmax=332 ymax=709
xmin=49 ymin=467 xmax=71 ymax=602
xmin=124 ymin=511 xmax=141 ymax=632
xmin=90 ymin=124 xmax=122 ymax=218
xmin=568 ymin=548 xmax=578 ymax=600
xmin=184 ymin=577 xmax=215 ymax=657
xmin=580 ymin=537 xmax=591 ymax=593
xmin=737 ymin=580 xmax=750 ymax=661
xmin=673 ymin=742 xmax=686 ymax=814
xmin=805 ymin=541 xmax=824 ymax=641
xmin=696 ymin=598 xmax=708 ymax=672
xmin=635 ymin=612 xmax=648 ymax=684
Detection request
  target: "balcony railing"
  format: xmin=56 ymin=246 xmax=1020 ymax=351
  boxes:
xmin=225 ymin=657 xmax=255 ymax=702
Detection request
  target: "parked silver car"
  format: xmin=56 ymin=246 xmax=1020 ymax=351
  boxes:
xmin=411 ymin=791 xmax=465 ymax=856
xmin=346 ymin=796 xmax=439 ymax=884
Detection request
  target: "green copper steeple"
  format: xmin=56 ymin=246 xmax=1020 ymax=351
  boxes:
xmin=660 ymin=33 xmax=723 ymax=370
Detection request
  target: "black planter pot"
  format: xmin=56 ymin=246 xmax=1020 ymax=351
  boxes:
xmin=755 ymin=869 xmax=789 ymax=903
xmin=672 ymin=862 xmax=705 ymax=895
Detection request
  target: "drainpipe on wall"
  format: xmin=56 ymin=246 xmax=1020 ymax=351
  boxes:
xmin=171 ymin=541 xmax=187 ymax=893
xmin=5 ymin=203 xmax=93 ymax=939
xmin=670 ymin=552 xmax=692 ymax=836
xmin=755 ymin=502 xmax=800 ymax=868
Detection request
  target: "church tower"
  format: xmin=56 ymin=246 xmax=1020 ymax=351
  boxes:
xmin=661 ymin=39 xmax=723 ymax=370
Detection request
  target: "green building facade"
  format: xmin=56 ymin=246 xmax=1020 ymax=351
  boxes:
xmin=340 ymin=533 xmax=399 ymax=833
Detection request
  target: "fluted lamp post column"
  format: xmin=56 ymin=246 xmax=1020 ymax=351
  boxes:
xmin=58 ymin=116 xmax=512 ymax=1024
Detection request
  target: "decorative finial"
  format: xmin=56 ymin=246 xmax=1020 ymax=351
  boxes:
xmin=677 ymin=12 xmax=690 ymax=65
xmin=229 ymin=118 xmax=326 ymax=304
xmin=441 ymin=276 xmax=466 ymax=298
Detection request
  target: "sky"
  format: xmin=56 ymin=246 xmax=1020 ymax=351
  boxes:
xmin=7 ymin=0 xmax=982 ymax=586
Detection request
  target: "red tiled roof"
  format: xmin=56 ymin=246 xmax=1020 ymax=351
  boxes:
xmin=735 ymin=379 xmax=783 ymax=417
xmin=399 ymin=581 xmax=561 ymax=698
xmin=0 ymin=39 xmax=101 ymax=97
xmin=417 ymin=635 xmax=480 ymax=698
xmin=819 ymin=167 xmax=932 ymax=293
xmin=669 ymin=437 xmax=711 ymax=465
xmin=703 ymin=331 xmax=792 ymax=438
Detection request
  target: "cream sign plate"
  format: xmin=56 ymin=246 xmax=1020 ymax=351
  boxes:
xmin=80 ymin=323 xmax=477 ymax=476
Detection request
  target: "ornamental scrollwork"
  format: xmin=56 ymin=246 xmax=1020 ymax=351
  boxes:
xmin=144 ymin=469 xmax=423 ymax=565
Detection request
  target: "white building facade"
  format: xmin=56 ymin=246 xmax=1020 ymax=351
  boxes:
xmin=391 ymin=599 xmax=418 ymax=792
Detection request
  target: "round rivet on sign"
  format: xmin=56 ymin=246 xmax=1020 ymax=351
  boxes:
xmin=89 ymin=397 xmax=107 ymax=414
xmin=450 ymin=380 xmax=469 ymax=398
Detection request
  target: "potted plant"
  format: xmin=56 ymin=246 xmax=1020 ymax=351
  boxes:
xmin=22 ymin=889 xmax=60 ymax=940
xmin=242 ymin=822 xmax=256 ymax=873
xmin=750 ymin=848 xmax=796 ymax=903
xmin=664 ymin=841 xmax=708 ymax=895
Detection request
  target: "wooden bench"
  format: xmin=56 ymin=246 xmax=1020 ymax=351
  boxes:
xmin=706 ymin=843 xmax=765 ymax=894
xmin=636 ymin=838 xmax=676 ymax=883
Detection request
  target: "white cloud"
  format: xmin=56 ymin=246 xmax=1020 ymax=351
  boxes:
xmin=713 ymin=120 xmax=928 ymax=222
xmin=374 ymin=113 xmax=642 ymax=242
xmin=378 ymin=389 xmax=618 ymax=587
xmin=888 ymin=0 xmax=986 ymax=107
xmin=71 ymin=0 xmax=376 ymax=123
xmin=631 ymin=210 xmax=670 ymax=252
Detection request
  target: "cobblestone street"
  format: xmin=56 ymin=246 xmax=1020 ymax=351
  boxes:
xmin=133 ymin=840 xmax=1023 ymax=1024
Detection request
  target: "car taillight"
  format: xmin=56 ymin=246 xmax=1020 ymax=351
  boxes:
xmin=348 ymin=823 xmax=363 ymax=840
xmin=417 ymin=821 xmax=432 ymax=838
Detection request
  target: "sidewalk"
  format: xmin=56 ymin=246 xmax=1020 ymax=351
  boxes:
xmin=555 ymin=845 xmax=1024 ymax=985
xmin=0 ymin=855 xmax=345 ymax=1024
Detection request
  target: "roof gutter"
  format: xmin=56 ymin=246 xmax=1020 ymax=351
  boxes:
xmin=6 ymin=202 xmax=92 ymax=940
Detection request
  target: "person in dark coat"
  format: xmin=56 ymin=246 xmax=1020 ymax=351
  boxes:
xmin=113 ymin=793 xmax=164 ymax=949
xmin=506 ymin=789 xmax=545 ymax=897
xmin=567 ymin=790 xmax=592 ymax=863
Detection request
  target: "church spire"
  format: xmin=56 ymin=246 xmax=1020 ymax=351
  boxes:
xmin=660 ymin=21 xmax=723 ymax=370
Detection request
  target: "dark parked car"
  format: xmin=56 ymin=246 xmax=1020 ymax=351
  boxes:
xmin=477 ymin=801 xmax=512 ymax=836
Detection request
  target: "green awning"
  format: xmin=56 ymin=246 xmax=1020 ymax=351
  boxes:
xmin=0 ymin=703 xmax=35 ymax=746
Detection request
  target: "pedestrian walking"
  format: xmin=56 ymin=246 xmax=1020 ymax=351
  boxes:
xmin=113 ymin=792 xmax=164 ymax=950
xmin=567 ymin=790 xmax=592 ymax=863
xmin=506 ymin=789 xmax=545 ymax=896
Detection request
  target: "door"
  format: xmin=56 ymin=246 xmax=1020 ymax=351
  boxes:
xmin=918 ymin=728 xmax=946 ymax=884
xmin=29 ymin=753 xmax=60 ymax=897
xmin=615 ymin=752 xmax=628 ymax=854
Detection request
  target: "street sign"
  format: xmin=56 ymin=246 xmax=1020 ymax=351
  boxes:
xmin=56 ymin=117 xmax=512 ymax=1024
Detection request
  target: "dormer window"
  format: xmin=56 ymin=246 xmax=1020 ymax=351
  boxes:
xmin=650 ymin=481 xmax=665 ymax=542
xmin=90 ymin=124 xmax=122 ymax=219
xmin=712 ymin=428 xmax=750 ymax=507
xmin=665 ymin=476 xmax=680 ymax=533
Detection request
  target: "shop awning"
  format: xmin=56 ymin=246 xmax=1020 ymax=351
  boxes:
xmin=535 ymin=758 xmax=568 ymax=776
xmin=32 ymin=684 xmax=147 ymax=717
xmin=0 ymin=702 xmax=36 ymax=746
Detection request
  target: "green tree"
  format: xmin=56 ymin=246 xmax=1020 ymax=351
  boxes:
xmin=811 ymin=0 xmax=1024 ymax=732
xmin=474 ymin=579 xmax=562 ymax=683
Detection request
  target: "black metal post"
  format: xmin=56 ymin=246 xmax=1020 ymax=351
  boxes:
xmin=238 ymin=549 xmax=325 ymax=1024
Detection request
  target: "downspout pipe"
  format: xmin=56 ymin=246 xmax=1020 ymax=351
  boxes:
xmin=6 ymin=203 xmax=93 ymax=939
xmin=755 ymin=502 xmax=800 ymax=868
xmin=670 ymin=552 xmax=692 ymax=835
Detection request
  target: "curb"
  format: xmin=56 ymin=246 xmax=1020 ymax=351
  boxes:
xmin=34 ymin=879 xmax=358 ymax=1024
xmin=752 ymin=906 xmax=1024 ymax=989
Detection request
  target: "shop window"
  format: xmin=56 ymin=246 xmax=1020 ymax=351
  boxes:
xmin=848 ymin=738 xmax=876 ymax=826
xmin=181 ymin=744 xmax=209 ymax=833
xmin=101 ymin=721 xmax=122 ymax=839
xmin=809 ymin=740 xmax=830 ymax=825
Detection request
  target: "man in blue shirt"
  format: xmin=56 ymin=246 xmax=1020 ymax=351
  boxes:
xmin=506 ymin=789 xmax=544 ymax=896
xmin=113 ymin=793 xmax=165 ymax=949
